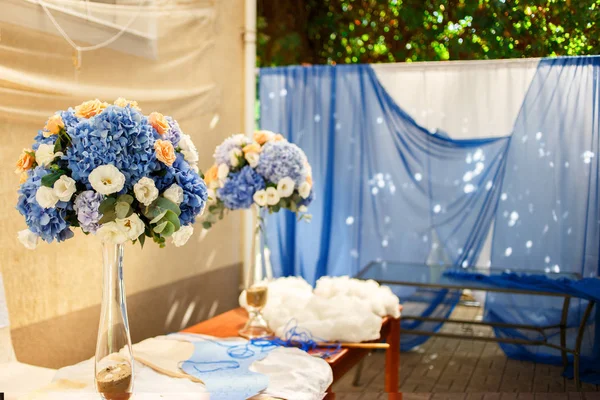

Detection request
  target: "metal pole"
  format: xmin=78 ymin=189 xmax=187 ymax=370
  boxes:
xmin=574 ymin=300 xmax=595 ymax=391
xmin=559 ymin=296 xmax=571 ymax=391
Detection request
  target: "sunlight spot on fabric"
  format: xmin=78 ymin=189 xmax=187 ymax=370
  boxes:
xmin=414 ymin=173 xmax=423 ymax=182
xmin=457 ymin=248 xmax=463 ymax=255
xmin=565 ymin=161 xmax=569 ymax=168
xmin=536 ymin=131 xmax=542 ymax=140
xmin=582 ymin=151 xmax=595 ymax=164
xmin=473 ymin=148 xmax=483 ymax=162
xmin=503 ymin=211 xmax=509 ymax=218
xmin=545 ymin=256 xmax=551 ymax=263
xmin=521 ymin=135 xmax=528 ymax=143
xmin=279 ymin=89 xmax=288 ymax=97
xmin=474 ymin=162 xmax=485 ymax=175
xmin=552 ymin=210 xmax=558 ymax=222
xmin=543 ymin=224 xmax=549 ymax=234
xmin=545 ymin=267 xmax=551 ymax=273
xmin=371 ymin=187 xmax=379 ymax=195
xmin=501 ymin=193 xmax=508 ymax=201
xmin=422 ymin=235 xmax=428 ymax=243
xmin=508 ymin=219 xmax=516 ymax=227
xmin=314 ymin=114 xmax=321 ymax=122
xmin=384 ymin=216 xmax=391 ymax=224
xmin=510 ymin=211 xmax=519 ymax=221
xmin=463 ymin=184 xmax=476 ymax=194
xmin=376 ymin=117 xmax=383 ymax=124
xmin=553 ymin=265 xmax=560 ymax=273
xmin=346 ymin=216 xmax=354 ymax=226
xmin=335 ymin=122 xmax=341 ymax=130
xmin=504 ymin=247 xmax=512 ymax=257
xmin=465 ymin=153 xmax=473 ymax=164
xmin=562 ymin=211 xmax=569 ymax=219
xmin=209 ymin=114 xmax=220 ymax=130
xmin=350 ymin=249 xmax=359 ymax=258
xmin=528 ymin=203 xmax=534 ymax=213
xmin=485 ymin=181 xmax=493 ymax=190
xmin=526 ymin=240 xmax=533 ymax=249
xmin=433 ymin=204 xmax=442 ymax=214
xmin=538 ymin=148 xmax=545 ymax=158
xmin=462 ymin=260 xmax=468 ymax=268
xmin=268 ymin=92 xmax=275 ymax=99
xmin=567 ymin=228 xmax=572 ymax=235
xmin=453 ymin=180 xmax=460 ymax=186
xmin=378 ymin=180 xmax=385 ymax=188
xmin=549 ymin=161 xmax=554 ymax=168
xmin=463 ymin=172 xmax=473 ymax=182
xmin=381 ymin=239 xmax=389 ymax=248
xmin=389 ymin=185 xmax=396 ymax=194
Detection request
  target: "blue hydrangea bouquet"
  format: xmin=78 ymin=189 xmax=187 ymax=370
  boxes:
xmin=15 ymin=98 xmax=208 ymax=249
xmin=201 ymin=130 xmax=314 ymax=228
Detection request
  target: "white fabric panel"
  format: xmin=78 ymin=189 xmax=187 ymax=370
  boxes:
xmin=372 ymin=59 xmax=540 ymax=139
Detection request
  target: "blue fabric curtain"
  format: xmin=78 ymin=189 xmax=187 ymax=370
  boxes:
xmin=259 ymin=58 xmax=599 ymax=379
xmin=259 ymin=64 xmax=510 ymax=349
xmin=490 ymin=56 xmax=600 ymax=381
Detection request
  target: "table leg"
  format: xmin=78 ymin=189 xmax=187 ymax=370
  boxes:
xmin=559 ymin=296 xmax=571 ymax=391
xmin=574 ymin=300 xmax=595 ymax=391
xmin=385 ymin=317 xmax=400 ymax=393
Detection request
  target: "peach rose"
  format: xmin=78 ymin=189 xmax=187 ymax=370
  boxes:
xmin=114 ymin=97 xmax=141 ymax=111
xmin=148 ymin=112 xmax=170 ymax=135
xmin=243 ymin=143 xmax=261 ymax=154
xmin=15 ymin=149 xmax=35 ymax=174
xmin=203 ymin=164 xmax=219 ymax=185
xmin=74 ymin=99 xmax=108 ymax=118
xmin=253 ymin=130 xmax=275 ymax=145
xmin=43 ymin=114 xmax=64 ymax=137
xmin=154 ymin=139 xmax=176 ymax=166
xmin=306 ymin=175 xmax=313 ymax=186
xmin=273 ymin=134 xmax=285 ymax=142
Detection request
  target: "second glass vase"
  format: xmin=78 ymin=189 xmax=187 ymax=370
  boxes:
xmin=239 ymin=206 xmax=273 ymax=339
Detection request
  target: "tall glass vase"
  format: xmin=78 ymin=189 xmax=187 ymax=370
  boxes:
xmin=95 ymin=243 xmax=134 ymax=400
xmin=239 ymin=206 xmax=274 ymax=339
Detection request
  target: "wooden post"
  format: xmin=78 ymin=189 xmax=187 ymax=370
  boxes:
xmin=385 ymin=316 xmax=400 ymax=397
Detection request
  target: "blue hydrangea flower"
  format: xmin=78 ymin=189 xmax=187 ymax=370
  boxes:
xmin=32 ymin=109 xmax=79 ymax=150
xmin=66 ymin=106 xmax=159 ymax=190
xmin=156 ymin=154 xmax=208 ymax=225
xmin=163 ymin=116 xmax=182 ymax=147
xmin=16 ymin=167 xmax=73 ymax=243
xmin=213 ymin=134 xmax=246 ymax=167
xmin=217 ymin=165 xmax=265 ymax=210
xmin=74 ymin=190 xmax=103 ymax=233
xmin=256 ymin=141 xmax=308 ymax=186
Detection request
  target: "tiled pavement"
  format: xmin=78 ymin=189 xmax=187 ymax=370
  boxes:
xmin=332 ymin=306 xmax=599 ymax=399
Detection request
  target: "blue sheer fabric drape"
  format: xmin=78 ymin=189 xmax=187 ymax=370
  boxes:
xmin=490 ymin=56 xmax=600 ymax=382
xmin=259 ymin=65 xmax=510 ymax=349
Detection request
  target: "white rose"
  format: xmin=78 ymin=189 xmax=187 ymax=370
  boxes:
xmin=298 ymin=181 xmax=311 ymax=199
xmin=134 ymin=177 xmax=159 ymax=206
xmin=217 ymin=164 xmax=229 ymax=180
xmin=277 ymin=177 xmax=295 ymax=198
xmin=266 ymin=187 xmax=280 ymax=206
xmin=206 ymin=188 xmax=217 ymax=205
xmin=233 ymin=134 xmax=247 ymax=146
xmin=35 ymin=144 xmax=62 ymax=167
xmin=96 ymin=221 xmax=128 ymax=244
xmin=18 ymin=229 xmax=38 ymax=250
xmin=53 ymin=175 xmax=77 ymax=202
xmin=164 ymin=184 xmax=184 ymax=205
xmin=245 ymin=152 xmax=260 ymax=168
xmin=179 ymin=134 xmax=200 ymax=164
xmin=172 ymin=225 xmax=194 ymax=247
xmin=35 ymin=186 xmax=59 ymax=209
xmin=298 ymin=205 xmax=308 ymax=213
xmin=229 ymin=148 xmax=242 ymax=167
xmin=116 ymin=213 xmax=145 ymax=241
xmin=89 ymin=165 xmax=126 ymax=195
xmin=253 ymin=189 xmax=267 ymax=207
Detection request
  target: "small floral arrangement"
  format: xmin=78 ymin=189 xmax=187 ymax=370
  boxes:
xmin=15 ymin=98 xmax=208 ymax=249
xmin=202 ymin=130 xmax=313 ymax=228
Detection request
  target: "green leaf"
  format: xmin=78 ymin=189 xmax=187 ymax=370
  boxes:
xmin=98 ymin=198 xmax=117 ymax=215
xmin=153 ymin=221 xmax=168 ymax=234
xmin=161 ymin=209 xmax=181 ymax=232
xmin=41 ymin=171 xmax=65 ymax=188
xmin=117 ymin=194 xmax=134 ymax=205
xmin=149 ymin=210 xmax=168 ymax=224
xmin=161 ymin=221 xmax=176 ymax=237
xmin=115 ymin=202 xmax=132 ymax=219
xmin=155 ymin=197 xmax=181 ymax=216
xmin=202 ymin=221 xmax=212 ymax=229
xmin=138 ymin=234 xmax=145 ymax=249
xmin=98 ymin=210 xmax=117 ymax=224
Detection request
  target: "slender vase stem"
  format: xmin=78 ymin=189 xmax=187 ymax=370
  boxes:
xmin=95 ymin=243 xmax=134 ymax=400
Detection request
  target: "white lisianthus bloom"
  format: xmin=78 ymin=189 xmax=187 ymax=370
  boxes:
xmin=116 ymin=213 xmax=145 ymax=241
xmin=245 ymin=152 xmax=260 ymax=168
xmin=298 ymin=205 xmax=308 ymax=213
xmin=206 ymin=188 xmax=217 ymax=205
xmin=89 ymin=165 xmax=126 ymax=195
xmin=35 ymin=186 xmax=59 ymax=208
xmin=179 ymin=134 xmax=199 ymax=164
xmin=298 ymin=181 xmax=311 ymax=199
xmin=53 ymin=175 xmax=77 ymax=202
xmin=277 ymin=177 xmax=295 ymax=198
xmin=229 ymin=148 xmax=242 ymax=167
xmin=35 ymin=144 xmax=62 ymax=167
xmin=266 ymin=187 xmax=280 ymax=206
xmin=18 ymin=229 xmax=38 ymax=250
xmin=96 ymin=221 xmax=128 ymax=244
xmin=134 ymin=177 xmax=159 ymax=206
xmin=172 ymin=225 xmax=194 ymax=247
xmin=253 ymin=189 xmax=267 ymax=207
xmin=233 ymin=134 xmax=247 ymax=146
xmin=217 ymin=164 xmax=229 ymax=180
xmin=163 ymin=184 xmax=184 ymax=205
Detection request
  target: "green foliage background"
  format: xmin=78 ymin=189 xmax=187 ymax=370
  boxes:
xmin=257 ymin=0 xmax=600 ymax=66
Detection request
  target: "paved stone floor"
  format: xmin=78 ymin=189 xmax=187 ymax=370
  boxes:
xmin=332 ymin=305 xmax=599 ymax=399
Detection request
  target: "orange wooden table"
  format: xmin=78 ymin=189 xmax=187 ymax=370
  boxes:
xmin=182 ymin=307 xmax=401 ymax=395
